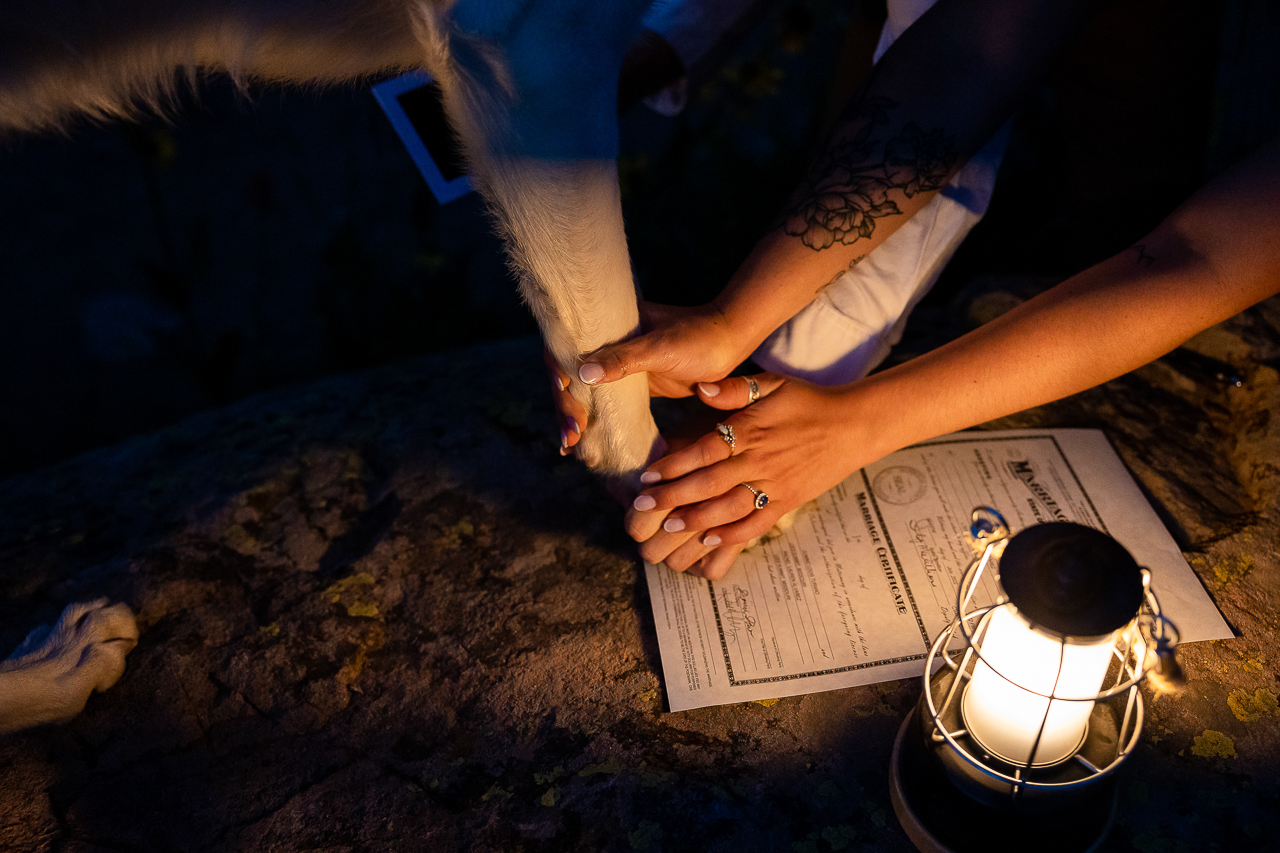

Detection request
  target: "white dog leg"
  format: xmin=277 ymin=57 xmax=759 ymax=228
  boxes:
xmin=0 ymin=599 xmax=139 ymax=734
xmin=415 ymin=0 xmax=663 ymax=485
xmin=2 ymin=0 xmax=664 ymax=485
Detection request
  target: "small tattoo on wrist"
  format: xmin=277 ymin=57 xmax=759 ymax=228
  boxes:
xmin=1131 ymin=243 xmax=1156 ymax=267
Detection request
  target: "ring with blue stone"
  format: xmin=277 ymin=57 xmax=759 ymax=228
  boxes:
xmin=740 ymin=483 xmax=769 ymax=510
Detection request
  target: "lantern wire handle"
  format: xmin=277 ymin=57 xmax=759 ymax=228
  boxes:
xmin=954 ymin=508 xmax=1011 ymax=667
xmin=1137 ymin=569 xmax=1185 ymax=691
xmin=960 ymin=507 xmax=1009 ymax=614
xmin=930 ymin=508 xmax=1011 ymax=730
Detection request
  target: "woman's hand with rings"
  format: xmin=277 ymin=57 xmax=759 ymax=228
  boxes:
xmin=626 ymin=371 xmax=885 ymax=580
xmin=623 ymin=373 xmax=789 ymax=579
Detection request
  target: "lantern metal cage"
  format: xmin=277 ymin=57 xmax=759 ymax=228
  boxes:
xmin=889 ymin=507 xmax=1182 ymax=853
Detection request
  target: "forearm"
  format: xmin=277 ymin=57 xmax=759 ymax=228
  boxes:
xmin=842 ymin=250 xmax=1219 ymax=464
xmin=833 ymin=135 xmax=1280 ymax=466
xmin=712 ymin=0 xmax=1093 ymax=356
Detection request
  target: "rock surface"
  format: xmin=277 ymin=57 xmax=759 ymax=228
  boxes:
xmin=3 ymin=302 xmax=1280 ymax=851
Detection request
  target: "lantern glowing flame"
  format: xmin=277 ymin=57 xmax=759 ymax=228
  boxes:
xmin=961 ymin=605 xmax=1119 ymax=766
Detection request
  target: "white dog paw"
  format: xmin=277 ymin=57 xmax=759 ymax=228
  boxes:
xmin=745 ymin=505 xmax=805 ymax=552
xmin=0 ymin=599 xmax=139 ymax=733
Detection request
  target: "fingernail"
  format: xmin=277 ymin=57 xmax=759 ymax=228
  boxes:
xmin=698 ymin=382 xmax=721 ymax=397
xmin=553 ymin=374 xmax=566 ymax=392
xmin=560 ymin=429 xmax=569 ymax=450
xmin=702 ymin=533 xmax=721 ymax=547
xmin=560 ymin=444 xmax=569 ymax=456
xmin=566 ymin=416 xmax=579 ymax=435
xmin=579 ymin=363 xmax=605 ymax=385
xmin=664 ymin=518 xmax=686 ymax=533
xmin=640 ymin=471 xmax=661 ymax=484
xmin=633 ymin=494 xmax=656 ymax=511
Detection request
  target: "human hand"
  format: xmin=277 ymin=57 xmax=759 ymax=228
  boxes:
xmin=551 ymin=301 xmax=751 ymax=455
xmin=625 ymin=373 xmax=888 ymax=580
xmin=577 ymin=301 xmax=746 ymax=396
xmin=545 ymin=346 xmax=586 ymax=457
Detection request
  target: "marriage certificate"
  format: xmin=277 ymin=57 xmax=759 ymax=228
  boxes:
xmin=644 ymin=429 xmax=1231 ymax=712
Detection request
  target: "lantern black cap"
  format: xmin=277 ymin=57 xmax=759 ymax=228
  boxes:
xmin=997 ymin=522 xmax=1145 ymax=638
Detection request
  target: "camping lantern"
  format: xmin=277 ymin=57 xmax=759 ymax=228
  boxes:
xmin=889 ymin=508 xmax=1182 ymax=853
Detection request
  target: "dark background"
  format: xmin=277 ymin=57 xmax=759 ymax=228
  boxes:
xmin=0 ymin=0 xmax=1272 ymax=480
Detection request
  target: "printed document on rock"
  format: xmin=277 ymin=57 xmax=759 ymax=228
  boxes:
xmin=645 ymin=429 xmax=1231 ymax=712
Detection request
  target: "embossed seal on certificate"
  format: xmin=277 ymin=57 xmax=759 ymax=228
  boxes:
xmin=872 ymin=465 xmax=926 ymax=505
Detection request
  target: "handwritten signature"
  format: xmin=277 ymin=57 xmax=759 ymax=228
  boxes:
xmin=721 ymin=585 xmax=757 ymax=645
xmin=908 ymin=518 xmax=941 ymax=579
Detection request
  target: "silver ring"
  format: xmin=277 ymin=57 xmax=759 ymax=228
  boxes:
xmin=715 ymin=423 xmax=736 ymax=452
xmin=745 ymin=376 xmax=760 ymax=404
xmin=740 ymin=483 xmax=769 ymax=510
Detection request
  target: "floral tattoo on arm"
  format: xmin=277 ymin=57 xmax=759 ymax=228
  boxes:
xmin=778 ymin=96 xmax=957 ymax=251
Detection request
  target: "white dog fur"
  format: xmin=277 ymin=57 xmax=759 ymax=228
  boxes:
xmin=0 ymin=0 xmax=664 ymax=732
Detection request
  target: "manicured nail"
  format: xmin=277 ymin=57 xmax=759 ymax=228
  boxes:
xmin=566 ymin=416 xmax=579 ymax=435
xmin=640 ymin=471 xmax=661 ymax=484
xmin=702 ymin=533 xmax=721 ymax=547
xmin=560 ymin=429 xmax=569 ymax=450
xmin=579 ymin=363 xmax=605 ymax=385
xmin=664 ymin=518 xmax=686 ymax=533
xmin=553 ymin=374 xmax=566 ymax=392
xmin=633 ymin=495 xmax=656 ymax=511
xmin=698 ymin=382 xmax=721 ymax=397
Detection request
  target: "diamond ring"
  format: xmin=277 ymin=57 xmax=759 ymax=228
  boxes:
xmin=715 ymin=423 xmax=736 ymax=452
xmin=740 ymin=483 xmax=769 ymax=510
